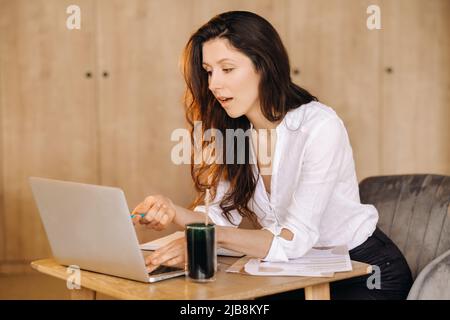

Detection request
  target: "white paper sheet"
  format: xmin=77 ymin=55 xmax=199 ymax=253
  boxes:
xmin=140 ymin=231 xmax=244 ymax=257
xmin=243 ymin=245 xmax=352 ymax=277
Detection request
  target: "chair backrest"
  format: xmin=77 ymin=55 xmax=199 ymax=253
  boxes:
xmin=359 ymin=174 xmax=450 ymax=279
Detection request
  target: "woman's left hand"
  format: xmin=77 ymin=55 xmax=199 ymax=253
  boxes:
xmin=145 ymin=237 xmax=186 ymax=272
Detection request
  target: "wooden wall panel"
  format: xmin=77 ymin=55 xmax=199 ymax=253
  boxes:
xmin=0 ymin=0 xmax=448 ymax=271
xmin=0 ymin=0 xmax=5 ymax=261
xmin=192 ymin=0 xmax=288 ymax=43
xmin=380 ymin=0 xmax=450 ymax=175
xmin=287 ymin=0 xmax=383 ymax=182
xmin=0 ymin=0 xmax=98 ymax=262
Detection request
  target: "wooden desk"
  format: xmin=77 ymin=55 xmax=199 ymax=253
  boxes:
xmin=31 ymin=257 xmax=371 ymax=300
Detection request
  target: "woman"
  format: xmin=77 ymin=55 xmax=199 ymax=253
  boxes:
xmin=132 ymin=11 xmax=413 ymax=299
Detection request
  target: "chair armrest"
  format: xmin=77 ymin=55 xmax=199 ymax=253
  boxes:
xmin=407 ymin=249 xmax=450 ymax=300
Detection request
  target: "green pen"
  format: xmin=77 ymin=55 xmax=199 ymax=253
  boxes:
xmin=131 ymin=213 xmax=146 ymax=218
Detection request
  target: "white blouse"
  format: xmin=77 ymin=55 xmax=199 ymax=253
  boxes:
xmin=194 ymin=101 xmax=379 ymax=262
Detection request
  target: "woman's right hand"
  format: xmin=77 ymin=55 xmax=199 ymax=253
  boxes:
xmin=131 ymin=195 xmax=177 ymax=231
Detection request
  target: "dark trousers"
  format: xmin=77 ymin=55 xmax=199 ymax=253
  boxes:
xmin=258 ymin=227 xmax=414 ymax=300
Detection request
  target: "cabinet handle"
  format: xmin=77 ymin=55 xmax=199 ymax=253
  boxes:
xmin=292 ymin=68 xmax=300 ymax=75
xmin=85 ymin=71 xmax=92 ymax=78
xmin=385 ymin=67 xmax=393 ymax=74
xmin=103 ymin=71 xmax=109 ymax=78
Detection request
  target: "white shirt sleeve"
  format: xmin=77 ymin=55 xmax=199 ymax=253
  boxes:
xmin=263 ymin=116 xmax=347 ymax=261
xmin=193 ymin=179 xmax=243 ymax=227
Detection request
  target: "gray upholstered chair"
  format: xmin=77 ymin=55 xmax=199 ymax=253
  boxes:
xmin=359 ymin=174 xmax=450 ymax=300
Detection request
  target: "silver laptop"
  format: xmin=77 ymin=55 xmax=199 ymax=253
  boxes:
xmin=29 ymin=177 xmax=186 ymax=283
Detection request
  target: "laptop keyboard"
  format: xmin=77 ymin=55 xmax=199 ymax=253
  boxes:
xmin=148 ymin=265 xmax=184 ymax=276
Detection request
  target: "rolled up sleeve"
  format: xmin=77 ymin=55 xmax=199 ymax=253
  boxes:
xmin=263 ymin=116 xmax=346 ymax=261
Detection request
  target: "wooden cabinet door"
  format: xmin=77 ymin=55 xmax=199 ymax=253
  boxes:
xmin=0 ymin=0 xmax=98 ymax=269
xmin=95 ymin=0 xmax=197 ymax=243
xmin=287 ymin=0 xmax=383 ymax=181
xmin=191 ymin=0 xmax=288 ymax=39
xmin=380 ymin=0 xmax=450 ymax=175
xmin=287 ymin=0 xmax=450 ymax=178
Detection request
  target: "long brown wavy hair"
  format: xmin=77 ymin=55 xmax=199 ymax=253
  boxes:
xmin=182 ymin=11 xmax=317 ymax=226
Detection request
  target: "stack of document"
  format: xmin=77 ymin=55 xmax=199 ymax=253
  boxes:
xmin=140 ymin=231 xmax=244 ymax=257
xmin=242 ymin=245 xmax=352 ymax=277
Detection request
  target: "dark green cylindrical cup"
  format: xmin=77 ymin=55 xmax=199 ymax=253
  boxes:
xmin=186 ymin=223 xmax=216 ymax=282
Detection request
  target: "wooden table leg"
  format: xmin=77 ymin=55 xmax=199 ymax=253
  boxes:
xmin=70 ymin=287 xmax=96 ymax=300
xmin=305 ymin=282 xmax=330 ymax=300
